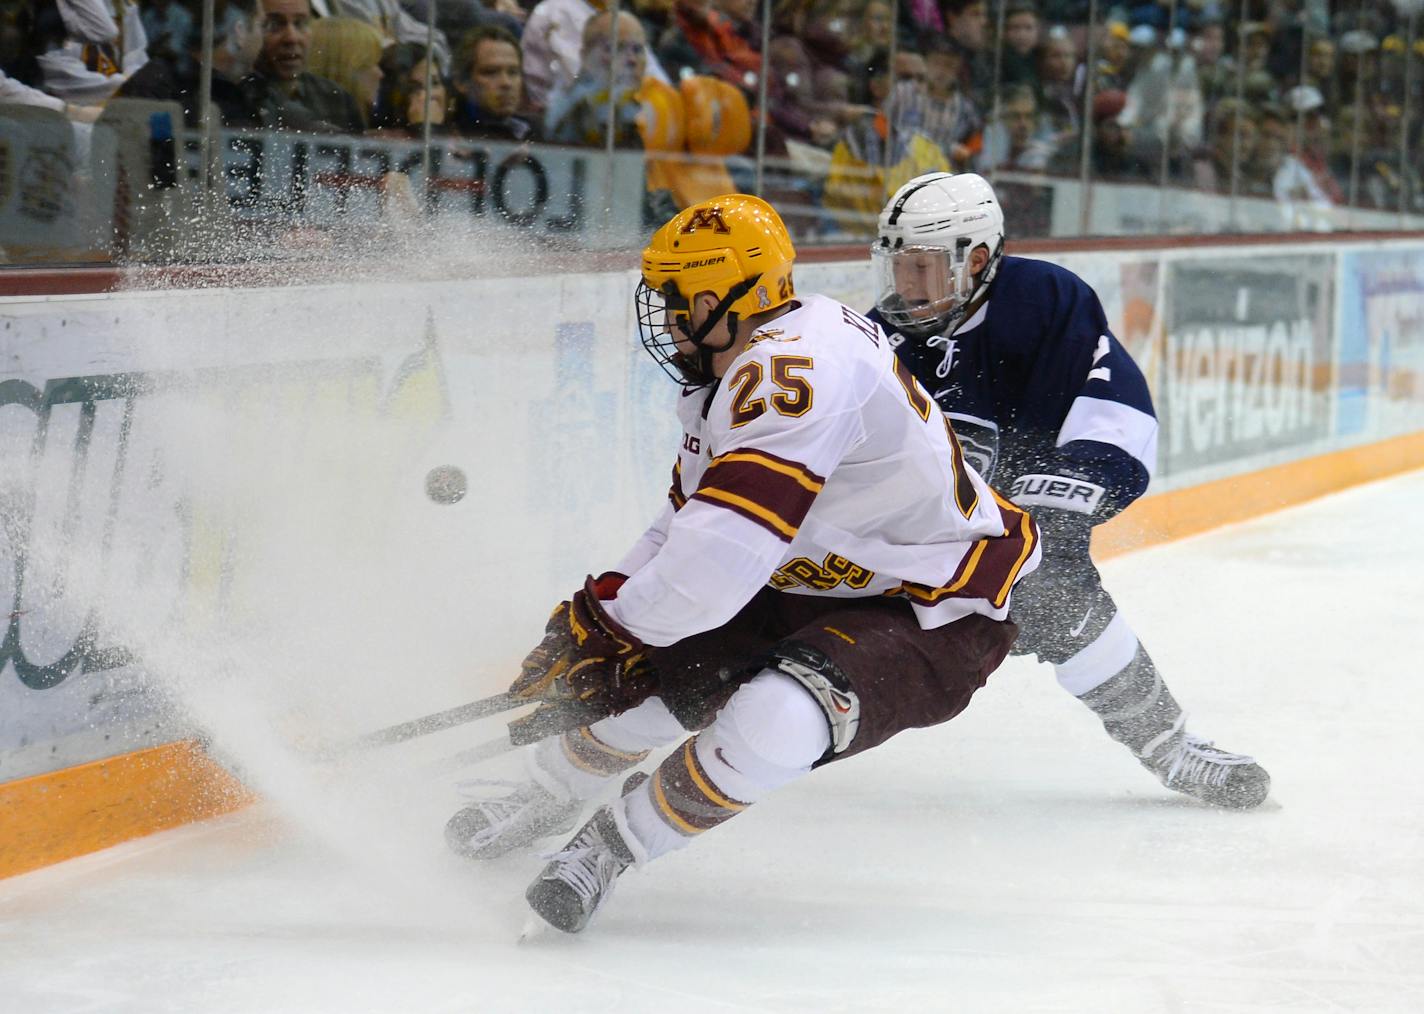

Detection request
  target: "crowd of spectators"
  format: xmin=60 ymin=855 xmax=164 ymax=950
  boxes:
xmin=3 ymin=0 xmax=1423 ymax=240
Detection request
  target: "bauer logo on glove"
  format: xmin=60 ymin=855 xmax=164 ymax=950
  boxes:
xmin=509 ymin=576 xmax=657 ymax=716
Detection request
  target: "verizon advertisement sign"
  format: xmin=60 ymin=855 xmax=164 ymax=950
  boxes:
xmin=1161 ymin=255 xmax=1335 ymax=475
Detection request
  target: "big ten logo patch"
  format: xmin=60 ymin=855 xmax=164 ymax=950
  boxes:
xmin=770 ymin=554 xmax=875 ymax=592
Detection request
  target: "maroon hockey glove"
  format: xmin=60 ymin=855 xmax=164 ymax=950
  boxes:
xmin=508 ymin=575 xmax=656 ymax=716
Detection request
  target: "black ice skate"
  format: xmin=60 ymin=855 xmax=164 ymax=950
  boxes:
xmin=525 ymin=806 xmax=635 ymax=933
xmin=444 ymin=780 xmax=582 ymax=860
xmin=1143 ymin=732 xmax=1271 ymax=810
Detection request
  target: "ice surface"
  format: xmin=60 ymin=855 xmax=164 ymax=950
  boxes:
xmin=3 ymin=470 xmax=1423 ymax=1013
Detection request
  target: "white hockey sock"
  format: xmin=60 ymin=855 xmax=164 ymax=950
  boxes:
xmin=526 ymin=695 xmax=686 ymax=801
xmin=619 ymin=670 xmax=831 ymax=863
xmin=1052 ymin=610 xmax=1140 ymax=697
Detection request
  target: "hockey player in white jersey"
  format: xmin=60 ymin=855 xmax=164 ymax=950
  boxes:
xmin=446 ymin=194 xmax=1041 ymax=933
xmin=869 ymin=172 xmax=1270 ymax=808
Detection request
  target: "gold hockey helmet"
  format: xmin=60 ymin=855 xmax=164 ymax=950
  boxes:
xmin=635 ymin=194 xmax=797 ymax=386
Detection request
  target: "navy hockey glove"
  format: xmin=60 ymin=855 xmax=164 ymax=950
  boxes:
xmin=508 ymin=574 xmax=656 ymax=716
xmin=1007 ymin=439 xmax=1149 ymax=531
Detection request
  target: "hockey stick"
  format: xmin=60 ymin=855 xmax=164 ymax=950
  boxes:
xmin=314 ymin=684 xmax=609 ymax=764
xmin=423 ymin=699 xmax=608 ymax=774
xmin=425 ymin=733 xmax=521 ymax=774
xmin=333 ymin=691 xmax=528 ymax=755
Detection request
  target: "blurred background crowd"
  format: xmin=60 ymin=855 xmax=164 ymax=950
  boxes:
xmin=2 ymin=0 xmax=1422 ymax=257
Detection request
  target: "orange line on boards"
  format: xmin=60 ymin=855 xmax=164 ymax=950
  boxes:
xmin=0 ymin=741 xmax=252 ymax=881
xmin=1094 ymin=431 xmax=1424 ymax=560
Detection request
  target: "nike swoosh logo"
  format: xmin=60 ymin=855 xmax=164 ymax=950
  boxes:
xmin=713 ymin=747 xmax=741 ymax=773
xmin=1069 ymin=608 xmax=1094 ymax=638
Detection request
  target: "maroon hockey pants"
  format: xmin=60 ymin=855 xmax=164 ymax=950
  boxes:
xmin=646 ymin=589 xmax=1018 ymax=763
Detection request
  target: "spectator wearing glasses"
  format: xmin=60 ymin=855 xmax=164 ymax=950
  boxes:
xmin=1188 ymin=97 xmax=1255 ymax=193
xmin=521 ymin=0 xmax=668 ymax=114
xmin=544 ymin=8 xmax=646 ymax=147
xmin=238 ymin=0 xmax=365 ymax=133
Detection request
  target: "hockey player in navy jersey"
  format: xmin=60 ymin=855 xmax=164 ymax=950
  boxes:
xmin=869 ymin=171 xmax=1270 ymax=810
xmin=444 ymin=194 xmax=1042 ymax=933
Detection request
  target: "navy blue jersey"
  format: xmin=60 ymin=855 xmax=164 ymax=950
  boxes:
xmin=868 ymin=255 xmax=1158 ymax=523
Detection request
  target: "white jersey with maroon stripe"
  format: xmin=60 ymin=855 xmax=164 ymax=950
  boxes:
xmin=606 ymin=294 xmax=1040 ymax=647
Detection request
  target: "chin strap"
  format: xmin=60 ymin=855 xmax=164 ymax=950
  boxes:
xmin=961 ymin=236 xmax=1004 ymax=319
xmin=666 ymin=274 xmax=766 ymax=386
xmin=676 ymin=274 xmax=762 ymax=352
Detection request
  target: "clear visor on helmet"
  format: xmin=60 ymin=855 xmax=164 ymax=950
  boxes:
xmin=871 ymin=242 xmax=974 ymax=337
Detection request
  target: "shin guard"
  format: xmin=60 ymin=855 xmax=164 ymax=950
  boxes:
xmin=1075 ymin=645 xmax=1185 ymax=759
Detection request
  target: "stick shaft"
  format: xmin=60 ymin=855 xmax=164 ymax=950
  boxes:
xmin=350 ymin=691 xmax=525 ymax=749
xmin=427 ymin=734 xmax=520 ymax=774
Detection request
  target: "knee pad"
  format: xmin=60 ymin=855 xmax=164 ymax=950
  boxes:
xmin=696 ymin=670 xmax=830 ymax=802
xmin=767 ymin=640 xmax=860 ymax=757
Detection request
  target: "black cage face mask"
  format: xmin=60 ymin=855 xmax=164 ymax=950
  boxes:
xmin=635 ymin=277 xmax=756 ymax=388
xmin=636 ymin=280 xmax=704 ymax=386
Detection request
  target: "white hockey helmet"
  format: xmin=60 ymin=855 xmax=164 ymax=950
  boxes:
xmin=872 ymin=172 xmax=1005 ymax=338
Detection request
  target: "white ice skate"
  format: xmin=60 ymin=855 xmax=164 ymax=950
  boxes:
xmin=525 ymin=806 xmax=635 ymax=933
xmin=1143 ymin=731 xmax=1270 ymax=809
xmin=444 ymin=780 xmax=582 ymax=860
